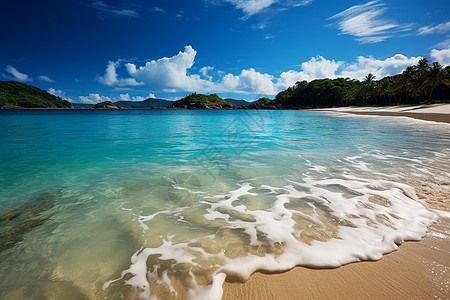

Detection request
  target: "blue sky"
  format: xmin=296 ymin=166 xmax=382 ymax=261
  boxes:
xmin=1 ymin=0 xmax=449 ymax=103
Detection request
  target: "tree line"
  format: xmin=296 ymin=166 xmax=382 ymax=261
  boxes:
xmin=274 ymin=58 xmax=450 ymax=108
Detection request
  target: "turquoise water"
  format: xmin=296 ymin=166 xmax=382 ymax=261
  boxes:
xmin=0 ymin=109 xmax=448 ymax=299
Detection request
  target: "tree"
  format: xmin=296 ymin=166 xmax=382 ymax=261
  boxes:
xmin=362 ymin=73 xmax=377 ymax=103
xmin=424 ymin=62 xmax=445 ymax=103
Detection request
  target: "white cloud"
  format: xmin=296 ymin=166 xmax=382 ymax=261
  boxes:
xmin=125 ymin=46 xmax=213 ymax=92
xmin=38 ymin=75 xmax=54 ymax=82
xmin=48 ymin=88 xmax=74 ymax=102
xmin=432 ymin=37 xmax=450 ymax=50
xmin=224 ymin=0 xmax=277 ymax=17
xmin=211 ymin=0 xmax=312 ymax=18
xmin=292 ymin=0 xmax=312 ymax=7
xmin=100 ymin=46 xmax=444 ymax=97
xmin=328 ymin=1 xmax=411 ymax=44
xmin=3 ymin=65 xmax=32 ymax=82
xmin=78 ymin=93 xmax=112 ymax=104
xmin=200 ymin=66 xmax=214 ymax=80
xmin=91 ymin=1 xmax=138 ymax=18
xmin=276 ymin=56 xmax=343 ymax=88
xmin=222 ymin=68 xmax=278 ymax=94
xmin=117 ymin=93 xmax=155 ymax=102
xmin=418 ymin=22 xmax=450 ymax=35
xmin=264 ymin=33 xmax=274 ymax=39
xmin=430 ymin=48 xmax=450 ymax=65
xmin=48 ymin=88 xmax=64 ymax=98
xmin=339 ymin=54 xmax=422 ymax=80
xmin=97 ymin=60 xmax=144 ymax=86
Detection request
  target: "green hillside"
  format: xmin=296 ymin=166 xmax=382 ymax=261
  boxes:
xmin=171 ymin=93 xmax=228 ymax=106
xmin=0 ymin=81 xmax=72 ymax=108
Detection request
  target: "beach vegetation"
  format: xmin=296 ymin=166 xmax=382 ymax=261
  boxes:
xmin=172 ymin=93 xmax=228 ymax=106
xmin=272 ymin=59 xmax=450 ymax=108
xmin=0 ymin=81 xmax=72 ymax=108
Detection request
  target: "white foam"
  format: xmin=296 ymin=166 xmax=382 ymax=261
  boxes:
xmin=105 ymin=171 xmax=438 ymax=299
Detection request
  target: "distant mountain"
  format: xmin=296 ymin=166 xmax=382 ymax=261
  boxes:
xmin=0 ymin=81 xmax=72 ymax=108
xmin=71 ymin=98 xmax=174 ymax=109
xmin=114 ymin=98 xmax=173 ymax=108
xmin=224 ymin=98 xmax=251 ymax=107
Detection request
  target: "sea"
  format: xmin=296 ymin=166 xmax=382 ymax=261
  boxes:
xmin=0 ymin=109 xmax=448 ymax=299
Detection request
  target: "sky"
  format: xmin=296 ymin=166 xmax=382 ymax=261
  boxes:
xmin=1 ymin=0 xmax=449 ymax=103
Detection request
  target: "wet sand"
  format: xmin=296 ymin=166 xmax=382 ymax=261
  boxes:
xmin=223 ymin=213 xmax=449 ymax=299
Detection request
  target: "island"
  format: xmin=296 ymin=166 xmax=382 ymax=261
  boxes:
xmin=168 ymin=93 xmax=234 ymax=109
xmin=91 ymin=101 xmax=120 ymax=109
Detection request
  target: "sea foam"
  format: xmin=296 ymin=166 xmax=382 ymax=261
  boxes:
xmin=103 ymin=160 xmax=437 ymax=299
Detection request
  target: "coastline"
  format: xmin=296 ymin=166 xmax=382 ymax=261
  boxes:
xmin=223 ymin=107 xmax=450 ymax=299
xmin=317 ymin=104 xmax=450 ymax=123
xmin=223 ymin=213 xmax=449 ymax=299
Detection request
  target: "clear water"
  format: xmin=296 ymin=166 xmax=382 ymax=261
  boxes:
xmin=0 ymin=109 xmax=448 ymax=299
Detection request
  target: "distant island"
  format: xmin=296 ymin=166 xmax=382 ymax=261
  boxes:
xmin=92 ymin=101 xmax=119 ymax=109
xmin=168 ymin=93 xmax=234 ymax=109
xmin=1 ymin=58 xmax=449 ymax=110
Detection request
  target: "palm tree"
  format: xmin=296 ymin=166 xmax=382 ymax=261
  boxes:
xmin=362 ymin=73 xmax=377 ymax=103
xmin=415 ymin=58 xmax=431 ymax=101
xmin=416 ymin=58 xmax=431 ymax=77
xmin=363 ymin=73 xmax=376 ymax=86
xmin=424 ymin=62 xmax=445 ymax=103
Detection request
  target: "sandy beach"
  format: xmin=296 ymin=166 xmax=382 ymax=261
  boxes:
xmin=223 ymin=107 xmax=450 ymax=300
xmin=321 ymin=104 xmax=450 ymax=123
xmin=223 ymin=214 xmax=449 ymax=299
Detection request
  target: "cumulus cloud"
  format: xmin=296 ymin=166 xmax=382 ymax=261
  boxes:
xmin=222 ymin=68 xmax=278 ymax=94
xmin=3 ymin=65 xmax=32 ymax=82
xmin=117 ymin=93 xmax=155 ymax=101
xmin=328 ymin=1 xmax=411 ymax=43
xmin=91 ymin=1 xmax=138 ymax=18
xmin=430 ymin=48 xmax=450 ymax=65
xmin=124 ymin=46 xmax=213 ymax=92
xmin=418 ymin=22 xmax=450 ymax=35
xmin=339 ymin=54 xmax=422 ymax=80
xmin=276 ymin=56 xmax=343 ymax=88
xmin=48 ymin=88 xmax=74 ymax=102
xmin=38 ymin=75 xmax=54 ymax=82
xmin=78 ymin=93 xmax=112 ymax=104
xmin=99 ymin=45 xmax=445 ymax=96
xmin=97 ymin=60 xmax=144 ymax=86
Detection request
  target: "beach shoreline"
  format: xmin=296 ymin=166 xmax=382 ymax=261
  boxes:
xmin=317 ymin=104 xmax=450 ymax=123
xmin=223 ymin=107 xmax=450 ymax=299
xmin=223 ymin=213 xmax=449 ymax=299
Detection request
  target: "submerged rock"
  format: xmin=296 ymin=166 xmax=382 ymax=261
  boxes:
xmin=0 ymin=188 xmax=62 ymax=251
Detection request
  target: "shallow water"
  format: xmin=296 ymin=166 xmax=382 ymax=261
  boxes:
xmin=0 ymin=109 xmax=448 ymax=299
